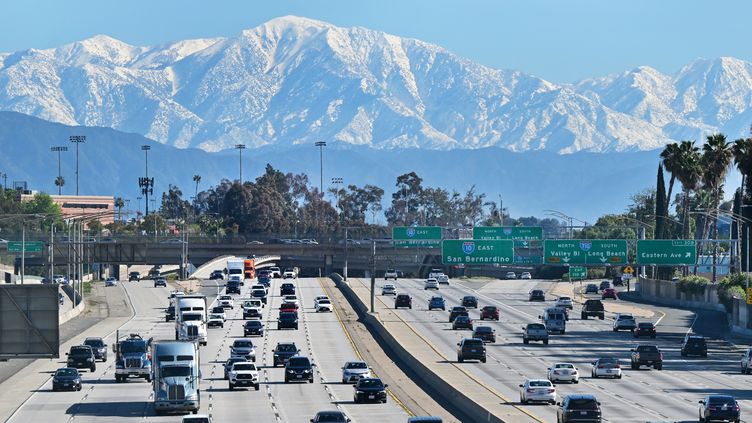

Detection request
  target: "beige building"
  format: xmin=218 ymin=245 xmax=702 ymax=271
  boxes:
xmin=21 ymin=194 xmax=115 ymax=225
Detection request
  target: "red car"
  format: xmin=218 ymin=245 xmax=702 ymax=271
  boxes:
xmin=280 ymin=303 xmax=299 ymax=312
xmin=480 ymin=306 xmax=499 ymax=321
xmin=602 ymin=288 xmax=618 ymax=300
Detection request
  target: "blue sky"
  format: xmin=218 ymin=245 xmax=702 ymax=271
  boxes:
xmin=3 ymin=0 xmax=752 ymax=83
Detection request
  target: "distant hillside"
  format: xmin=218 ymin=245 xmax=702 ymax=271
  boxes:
xmin=0 ymin=111 xmax=731 ymax=222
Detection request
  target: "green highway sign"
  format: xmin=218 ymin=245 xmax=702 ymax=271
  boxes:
xmin=442 ymin=239 xmax=514 ymax=264
xmin=636 ymin=240 xmax=696 ymax=265
xmin=392 ymin=226 xmax=442 ymax=248
xmin=568 ymin=266 xmax=588 ymax=280
xmin=515 ymin=255 xmax=543 ymax=265
xmin=544 ymin=239 xmax=627 ymax=265
xmin=7 ymin=241 xmax=44 ymax=253
xmin=473 ymin=226 xmax=543 ymax=241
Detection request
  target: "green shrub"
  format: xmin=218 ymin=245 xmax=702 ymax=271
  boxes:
xmin=676 ymin=275 xmax=709 ymax=296
xmin=718 ymin=273 xmax=749 ymax=312
xmin=588 ymin=267 xmax=607 ymax=279
xmin=561 ymin=273 xmax=570 ymax=281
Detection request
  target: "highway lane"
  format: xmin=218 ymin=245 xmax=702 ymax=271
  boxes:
xmin=356 ymin=277 xmax=752 ymax=423
xmin=9 ymin=276 xmax=410 ymax=422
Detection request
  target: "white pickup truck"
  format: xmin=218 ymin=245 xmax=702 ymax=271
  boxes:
xmin=384 ymin=269 xmax=398 ymax=280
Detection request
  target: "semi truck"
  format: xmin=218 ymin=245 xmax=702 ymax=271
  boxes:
xmin=114 ymin=331 xmax=152 ymax=382
xmin=175 ymin=294 xmax=208 ymax=346
xmin=244 ymin=258 xmax=256 ymax=280
xmin=152 ymin=341 xmax=201 ymax=415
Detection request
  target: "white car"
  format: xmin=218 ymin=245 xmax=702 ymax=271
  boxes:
xmin=384 ymin=269 xmax=398 ymax=280
xmin=436 ymin=274 xmax=449 ymax=284
xmin=269 ymin=267 xmax=281 ymax=278
xmin=282 ymin=295 xmax=299 ymax=306
xmin=613 ymin=313 xmax=636 ymax=332
xmin=518 ymin=378 xmax=556 ymax=405
xmin=505 ymin=271 xmax=517 ymax=279
xmin=250 ymin=284 xmax=267 ymax=294
xmin=315 ymin=299 xmax=333 ymax=312
xmin=228 ymin=361 xmax=259 ymax=391
xmin=105 ymin=277 xmax=118 ymax=287
xmin=314 ymin=295 xmax=329 ymax=303
xmin=246 ymin=298 xmax=264 ymax=309
xmin=382 ymin=284 xmax=396 ymax=295
xmin=547 ymin=363 xmax=579 ymax=384
xmin=520 ymin=272 xmax=532 ymax=280
xmin=555 ymin=296 xmax=573 ymax=309
xmin=341 ymin=360 xmax=371 ymax=383
xmin=207 ymin=313 xmax=225 ymax=328
xmin=424 ymin=278 xmax=439 ymax=290
xmin=219 ymin=295 xmax=234 ymax=309
xmin=283 ymin=269 xmax=297 ymax=279
xmin=591 ymin=358 xmax=622 ymax=379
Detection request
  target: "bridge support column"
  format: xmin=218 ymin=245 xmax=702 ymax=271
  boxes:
xmin=324 ymin=255 xmax=333 ymax=276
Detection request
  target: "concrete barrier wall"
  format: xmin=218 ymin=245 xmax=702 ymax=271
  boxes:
xmin=59 ymin=300 xmax=85 ymax=325
xmin=638 ymin=277 xmax=725 ymax=312
xmin=330 ymin=273 xmax=504 ymax=423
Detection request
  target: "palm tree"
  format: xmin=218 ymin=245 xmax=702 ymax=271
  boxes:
xmin=54 ymin=176 xmax=65 ymax=195
xmin=674 ymin=140 xmax=702 ymax=240
xmin=659 ymin=142 xmax=681 ymax=239
xmin=114 ymin=197 xmax=125 ymax=222
xmin=193 ymin=175 xmax=201 ymax=197
xmin=733 ymin=136 xmax=752 ymax=271
xmin=701 ymin=134 xmax=732 ymax=239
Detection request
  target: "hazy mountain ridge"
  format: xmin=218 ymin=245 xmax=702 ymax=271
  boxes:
xmin=1 ymin=16 xmax=751 ymax=153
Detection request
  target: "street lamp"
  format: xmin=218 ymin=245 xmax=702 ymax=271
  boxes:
xmin=50 ymin=146 xmax=68 ymax=195
xmin=139 ymin=145 xmax=154 ymax=216
xmin=235 ymin=144 xmax=246 ymax=183
xmin=315 ymin=141 xmax=327 ymax=196
xmin=544 ymin=209 xmax=587 ymax=239
xmin=332 ymin=177 xmax=343 ymax=220
xmin=69 ymin=135 xmax=86 ymax=195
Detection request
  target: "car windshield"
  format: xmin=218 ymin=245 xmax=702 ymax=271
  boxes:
xmin=464 ymin=296 xmax=475 ymax=300
xmin=120 ymin=342 xmax=146 ymax=353
xmin=252 ymin=290 xmax=265 ymax=296
xmin=555 ymin=364 xmax=574 ymax=369
xmin=70 ymin=347 xmax=90 ymax=356
xmin=220 ymin=296 xmax=231 ymax=300
xmin=483 ymin=306 xmax=496 ymax=311
xmin=463 ymin=340 xmax=483 ymax=347
xmin=56 ymin=368 xmax=78 ymax=376
xmin=183 ymin=314 xmax=202 ymax=321
xmin=213 ymin=307 xmax=224 ymax=313
xmin=233 ymin=363 xmax=256 ymax=371
xmin=277 ymin=344 xmax=297 ymax=352
xmin=548 ymin=313 xmax=564 ymax=320
xmin=475 ymin=327 xmax=492 ymax=332
xmin=288 ymin=357 xmax=310 ymax=367
xmin=245 ymin=321 xmax=262 ymax=327
xmin=569 ymin=399 xmax=599 ymax=410
xmin=528 ymin=324 xmax=545 ymax=330
xmin=346 ymin=362 xmax=367 ymax=369
xmin=161 ymin=366 xmax=191 ymax=377
xmin=234 ymin=341 xmax=253 ymax=348
xmin=708 ymin=396 xmax=736 ymax=405
xmin=532 ymin=290 xmax=543 ymax=295
xmin=318 ymin=300 xmax=331 ymax=304
xmin=358 ymin=379 xmax=384 ymax=388
xmin=210 ymin=314 xmax=224 ymax=319
xmin=315 ymin=412 xmax=347 ymax=422
xmin=598 ymin=358 xmax=618 ymax=364
xmin=638 ymin=346 xmax=659 ymax=352
xmin=84 ymin=339 xmax=104 ymax=347
xmin=638 ymin=323 xmax=654 ymax=328
xmin=529 ymin=380 xmax=552 ymax=387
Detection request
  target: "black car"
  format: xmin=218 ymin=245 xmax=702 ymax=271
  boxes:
xmin=633 ymin=322 xmax=657 ymax=338
xmin=449 ymin=306 xmax=468 ymax=323
xmin=599 ymin=280 xmax=612 ymax=291
xmin=585 ymin=284 xmax=599 ymax=294
xmin=83 ymin=337 xmax=108 ymax=362
xmin=280 ymin=282 xmax=296 ymax=296
xmin=452 ymin=315 xmax=473 ymax=330
xmin=165 ymin=305 xmax=175 ymax=322
xmin=461 ymin=296 xmax=478 ymax=308
xmin=154 ymin=277 xmax=167 ymax=288
xmin=395 ymin=294 xmax=412 ymax=309
xmin=252 ymin=289 xmax=268 ymax=304
xmin=699 ymin=395 xmax=740 ymax=423
xmin=472 ymin=326 xmax=496 ymax=343
xmin=457 ymin=338 xmax=486 ymax=363
xmin=128 ymin=272 xmax=140 ymax=282
xmin=528 ymin=289 xmax=545 ymax=301
xmin=226 ymin=280 xmax=241 ymax=294
xmin=66 ymin=345 xmax=96 ymax=372
xmin=285 ymin=356 xmax=315 ymax=383
xmin=557 ymin=394 xmax=602 ymax=423
xmin=311 ymin=411 xmax=351 ymax=423
xmin=52 ymin=368 xmax=82 ymax=391
xmin=353 ymin=378 xmax=388 ymax=403
xmin=223 ymin=357 xmax=246 ymax=380
xmin=244 ymin=320 xmax=264 ymax=337
xmin=278 ymin=312 xmax=299 ymax=330
xmin=273 ymin=342 xmax=300 ymax=367
xmin=681 ymin=335 xmax=708 ymax=357
xmin=209 ymin=270 xmax=224 ymax=280
xmin=612 ymin=276 xmax=624 ymax=287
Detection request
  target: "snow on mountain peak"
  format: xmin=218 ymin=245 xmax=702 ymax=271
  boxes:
xmin=0 ymin=17 xmax=751 ymax=153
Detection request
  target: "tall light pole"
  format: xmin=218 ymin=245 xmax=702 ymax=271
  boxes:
xmin=235 ymin=144 xmax=246 ymax=183
xmin=498 ymin=194 xmax=504 ymax=226
xmin=136 ymin=196 xmax=143 ymax=216
xmin=50 ymin=146 xmax=68 ymax=195
xmin=69 ymin=135 xmax=86 ymax=195
xmin=332 ymin=177 xmax=343 ymax=220
xmin=139 ymin=145 xmax=154 ymax=216
xmin=315 ymin=141 xmax=326 ymax=196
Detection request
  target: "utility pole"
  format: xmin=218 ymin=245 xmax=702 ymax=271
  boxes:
xmin=50 ymin=146 xmax=68 ymax=195
xmin=498 ymin=194 xmax=504 ymax=226
xmin=139 ymin=145 xmax=153 ymax=216
xmin=69 ymin=135 xmax=86 ymax=195
xmin=315 ymin=141 xmax=327 ymax=232
xmin=370 ymin=240 xmax=376 ymax=313
xmin=235 ymin=144 xmax=246 ymax=183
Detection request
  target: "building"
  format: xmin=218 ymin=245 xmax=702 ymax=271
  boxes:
xmin=21 ymin=194 xmax=115 ymax=225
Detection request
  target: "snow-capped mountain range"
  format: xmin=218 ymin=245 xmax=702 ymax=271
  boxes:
xmin=1 ymin=16 xmax=751 ymax=154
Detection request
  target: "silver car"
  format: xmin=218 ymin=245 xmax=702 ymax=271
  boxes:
xmin=341 ymin=361 xmax=371 ymax=383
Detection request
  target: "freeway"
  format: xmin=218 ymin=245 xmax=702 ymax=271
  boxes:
xmin=353 ymin=276 xmax=751 ymax=423
xmin=8 ymin=277 xmax=410 ymax=422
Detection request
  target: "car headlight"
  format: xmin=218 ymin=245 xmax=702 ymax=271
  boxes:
xmin=303 ymin=369 xmax=310 ymax=373
xmin=87 ymin=358 xmax=93 ymax=362
xmin=356 ymin=390 xmax=364 ymax=394
xmin=287 ymin=370 xmax=295 ymax=373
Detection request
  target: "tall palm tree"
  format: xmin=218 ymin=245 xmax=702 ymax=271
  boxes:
xmin=193 ymin=175 xmax=201 ymax=197
xmin=114 ymin=197 xmax=125 ymax=222
xmin=733 ymin=136 xmax=752 ymax=271
xmin=701 ymin=133 xmax=732 ymax=238
xmin=660 ymin=142 xmax=681 ymax=207
xmin=54 ymin=176 xmax=65 ymax=195
xmin=675 ymin=140 xmax=702 ymax=240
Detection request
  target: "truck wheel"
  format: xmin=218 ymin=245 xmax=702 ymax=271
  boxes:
xmin=145 ymin=374 xmax=152 ymax=382
xmin=458 ymin=356 xmax=463 ymax=363
xmin=229 ymin=383 xmax=234 ymax=390
xmin=523 ymin=339 xmax=529 ymax=344
xmin=655 ymin=364 xmax=662 ymax=370
xmin=91 ymin=365 xmax=96 ymax=372
xmin=631 ymin=363 xmax=638 ymax=370
xmin=612 ymin=328 xmax=617 ymax=332
xmin=543 ymin=340 xmax=549 ymax=345
xmin=580 ymin=313 xmax=587 ymax=320
xmin=599 ymin=315 xmax=604 ymax=320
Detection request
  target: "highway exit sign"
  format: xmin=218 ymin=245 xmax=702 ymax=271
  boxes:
xmin=442 ymin=239 xmax=514 ymax=264
xmin=473 ymin=226 xmax=543 ymax=241
xmin=544 ymin=239 xmax=627 ymax=265
xmin=7 ymin=241 xmax=44 ymax=253
xmin=392 ymin=226 xmax=442 ymax=248
xmin=636 ymin=240 xmax=696 ymax=265
xmin=568 ymin=266 xmax=588 ymax=280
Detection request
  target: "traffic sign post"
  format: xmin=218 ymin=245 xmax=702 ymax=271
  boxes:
xmin=473 ymin=226 xmax=543 ymax=241
xmin=568 ymin=266 xmax=587 ymax=280
xmin=7 ymin=241 xmax=44 ymax=253
xmin=392 ymin=226 xmax=442 ymax=248
xmin=442 ymin=240 xmax=514 ymax=264
xmin=544 ymin=240 xmax=628 ymax=265
xmin=636 ymin=240 xmax=696 ymax=265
